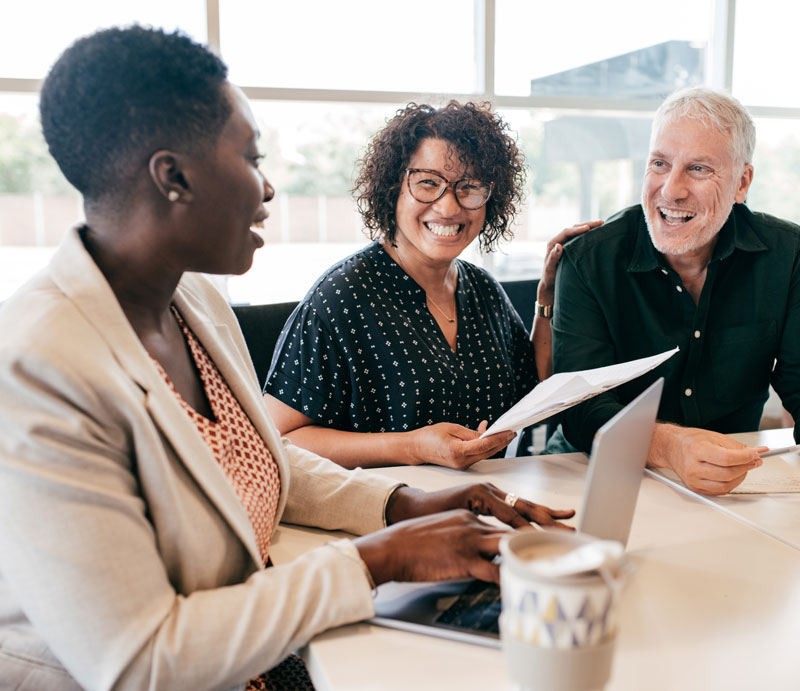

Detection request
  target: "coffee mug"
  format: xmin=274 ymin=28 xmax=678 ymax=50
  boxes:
xmin=499 ymin=530 xmax=628 ymax=691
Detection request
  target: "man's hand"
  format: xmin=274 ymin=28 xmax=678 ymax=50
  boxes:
xmin=406 ymin=421 xmax=516 ymax=469
xmin=649 ymin=423 xmax=766 ymax=495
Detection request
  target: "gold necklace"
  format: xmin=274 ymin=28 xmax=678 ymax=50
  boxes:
xmin=391 ymin=245 xmax=457 ymax=323
xmin=426 ymin=294 xmax=456 ymax=323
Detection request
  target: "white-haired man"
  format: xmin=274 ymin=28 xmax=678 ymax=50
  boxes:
xmin=552 ymin=86 xmax=800 ymax=495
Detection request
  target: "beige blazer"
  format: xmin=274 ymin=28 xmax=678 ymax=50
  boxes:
xmin=0 ymin=227 xmax=400 ymax=691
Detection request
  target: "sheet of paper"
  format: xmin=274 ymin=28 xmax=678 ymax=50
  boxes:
xmin=481 ymin=347 xmax=679 ymax=437
xmin=652 ymin=455 xmax=800 ymax=494
xmin=731 ymin=456 xmax=800 ymax=493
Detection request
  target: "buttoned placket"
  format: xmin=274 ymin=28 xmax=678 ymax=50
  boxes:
xmin=659 ymin=261 xmax=719 ymax=426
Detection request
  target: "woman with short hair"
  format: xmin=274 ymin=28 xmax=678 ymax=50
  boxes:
xmin=0 ymin=26 xmax=573 ymax=690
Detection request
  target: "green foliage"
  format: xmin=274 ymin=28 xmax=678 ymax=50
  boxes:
xmin=517 ymin=122 xmax=580 ymax=203
xmin=254 ymin=111 xmax=385 ymax=198
xmin=7 ymin=101 xmax=800 ymax=231
xmin=0 ymin=114 xmax=73 ymax=195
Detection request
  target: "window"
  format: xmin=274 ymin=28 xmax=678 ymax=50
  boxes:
xmin=0 ymin=1 xmax=796 ymax=303
xmin=227 ymin=100 xmax=399 ymax=304
xmin=220 ymin=0 xmax=477 ymax=93
xmin=0 ymin=0 xmax=206 ymax=79
xmin=495 ymin=0 xmax=714 ymax=99
xmin=749 ymin=118 xmax=800 ymax=221
xmin=733 ymin=0 xmax=800 ymax=108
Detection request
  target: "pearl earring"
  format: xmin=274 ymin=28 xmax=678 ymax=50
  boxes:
xmin=167 ymin=190 xmax=180 ymax=202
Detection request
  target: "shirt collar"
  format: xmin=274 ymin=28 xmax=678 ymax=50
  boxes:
xmin=628 ymin=203 xmax=768 ymax=274
xmin=371 ymin=241 xmax=425 ymax=295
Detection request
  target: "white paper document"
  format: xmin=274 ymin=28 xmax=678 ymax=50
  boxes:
xmin=480 ymin=347 xmax=679 ymax=437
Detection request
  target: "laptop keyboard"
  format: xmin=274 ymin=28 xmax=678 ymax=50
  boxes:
xmin=434 ymin=581 xmax=501 ymax=635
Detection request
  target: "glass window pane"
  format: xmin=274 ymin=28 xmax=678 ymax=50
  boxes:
xmin=489 ymin=109 xmax=651 ymax=281
xmin=748 ymin=119 xmax=800 ymax=223
xmin=0 ymin=0 xmax=206 ymax=79
xmin=220 ymin=0 xmax=477 ymax=93
xmin=0 ymin=94 xmax=78 ymax=300
xmin=495 ymin=0 xmax=713 ymax=98
xmin=733 ymin=0 xmax=800 ymax=107
xmin=227 ymin=100 xmax=401 ymax=305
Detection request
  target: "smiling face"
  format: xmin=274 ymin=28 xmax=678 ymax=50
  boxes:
xmin=393 ymin=137 xmax=486 ymax=268
xmin=185 ymin=83 xmax=274 ymax=275
xmin=642 ymin=116 xmax=753 ymax=259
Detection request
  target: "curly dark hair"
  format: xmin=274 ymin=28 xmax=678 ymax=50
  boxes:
xmin=39 ymin=25 xmax=230 ymax=203
xmin=354 ymin=101 xmax=526 ymax=252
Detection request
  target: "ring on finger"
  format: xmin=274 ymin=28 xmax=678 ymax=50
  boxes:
xmin=504 ymin=492 xmax=519 ymax=509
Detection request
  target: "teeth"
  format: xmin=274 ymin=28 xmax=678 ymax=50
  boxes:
xmin=426 ymin=222 xmax=460 ymax=237
xmin=251 ymin=219 xmax=265 ymax=229
xmin=659 ymin=208 xmax=695 ymax=220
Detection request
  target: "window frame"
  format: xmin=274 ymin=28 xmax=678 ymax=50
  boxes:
xmin=1 ymin=0 xmax=797 ymax=120
xmin=229 ymin=0 xmax=798 ymax=119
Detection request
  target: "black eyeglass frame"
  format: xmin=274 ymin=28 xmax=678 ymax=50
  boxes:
xmin=405 ymin=168 xmax=494 ymax=210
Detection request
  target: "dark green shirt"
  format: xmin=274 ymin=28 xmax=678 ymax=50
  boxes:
xmin=553 ymin=203 xmax=800 ymax=452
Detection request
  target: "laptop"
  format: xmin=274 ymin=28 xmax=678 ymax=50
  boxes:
xmin=369 ymin=377 xmax=664 ymax=648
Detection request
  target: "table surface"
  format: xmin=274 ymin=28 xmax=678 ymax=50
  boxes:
xmin=270 ymin=445 xmax=800 ymax=691
xmin=649 ymin=428 xmax=800 ymax=551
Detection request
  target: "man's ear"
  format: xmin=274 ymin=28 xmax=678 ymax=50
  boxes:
xmin=148 ymin=150 xmax=193 ymax=204
xmin=734 ymin=164 xmax=754 ymax=204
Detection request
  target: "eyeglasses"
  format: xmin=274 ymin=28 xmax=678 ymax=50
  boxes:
xmin=405 ymin=168 xmax=493 ymax=210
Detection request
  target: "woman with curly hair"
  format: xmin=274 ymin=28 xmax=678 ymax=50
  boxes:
xmin=264 ymin=102 xmax=596 ymax=469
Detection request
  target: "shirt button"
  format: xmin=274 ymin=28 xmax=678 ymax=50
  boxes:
xmin=694 ymin=330 xmax=701 ymax=339
xmin=676 ymin=286 xmax=683 ymax=293
xmin=684 ymin=388 xmax=693 ymax=397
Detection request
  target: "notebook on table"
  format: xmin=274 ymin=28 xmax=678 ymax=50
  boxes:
xmin=369 ymin=378 xmax=664 ymax=648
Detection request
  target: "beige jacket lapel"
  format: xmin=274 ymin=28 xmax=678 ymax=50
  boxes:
xmin=172 ymin=278 xmax=292 ymax=527
xmin=48 ymin=227 xmax=264 ymax=567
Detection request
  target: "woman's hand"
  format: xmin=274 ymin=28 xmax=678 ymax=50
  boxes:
xmin=355 ymin=509 xmax=509 ymax=584
xmin=386 ymin=483 xmax=575 ymax=529
xmin=357 ymin=482 xmax=575 ymax=585
xmin=406 ymin=421 xmax=516 ymax=469
xmin=538 ymin=221 xmax=603 ymax=305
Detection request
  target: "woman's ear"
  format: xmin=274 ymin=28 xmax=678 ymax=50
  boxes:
xmin=148 ymin=150 xmax=193 ymax=204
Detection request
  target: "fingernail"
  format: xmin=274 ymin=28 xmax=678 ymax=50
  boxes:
xmin=755 ymin=458 xmax=763 ymax=467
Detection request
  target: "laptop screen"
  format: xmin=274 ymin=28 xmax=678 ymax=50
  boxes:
xmin=370 ymin=377 xmax=663 ymax=647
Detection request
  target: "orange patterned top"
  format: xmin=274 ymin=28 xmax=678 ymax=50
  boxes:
xmin=155 ymin=307 xmax=281 ymax=566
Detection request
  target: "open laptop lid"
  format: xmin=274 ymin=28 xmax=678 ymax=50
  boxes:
xmin=577 ymin=377 xmax=663 ymax=546
xmin=370 ymin=377 xmax=663 ymax=647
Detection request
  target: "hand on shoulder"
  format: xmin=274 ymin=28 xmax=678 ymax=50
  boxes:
xmin=538 ymin=220 xmax=603 ymax=303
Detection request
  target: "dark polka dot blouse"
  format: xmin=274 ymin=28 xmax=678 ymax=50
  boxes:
xmin=265 ymin=242 xmax=537 ymax=434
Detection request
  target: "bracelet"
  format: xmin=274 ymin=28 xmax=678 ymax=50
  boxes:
xmin=535 ymin=301 xmax=553 ymax=319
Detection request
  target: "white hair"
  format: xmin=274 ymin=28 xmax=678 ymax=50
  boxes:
xmin=652 ymin=86 xmax=756 ymax=166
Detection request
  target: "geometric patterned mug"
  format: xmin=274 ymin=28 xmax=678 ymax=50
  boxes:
xmin=499 ymin=530 xmax=629 ymax=691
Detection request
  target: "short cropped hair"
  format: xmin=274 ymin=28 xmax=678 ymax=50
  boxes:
xmin=39 ymin=25 xmax=230 ymax=202
xmin=653 ymin=86 xmax=756 ymax=167
xmin=354 ymin=101 xmax=526 ymax=252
